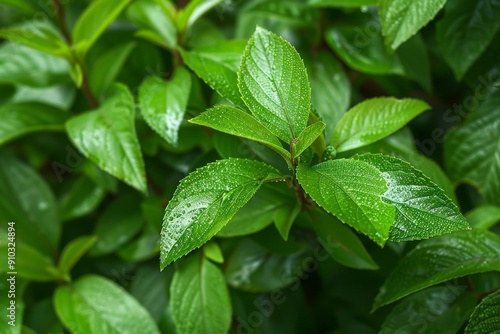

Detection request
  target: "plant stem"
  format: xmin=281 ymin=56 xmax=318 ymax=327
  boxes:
xmin=52 ymin=0 xmax=72 ymax=44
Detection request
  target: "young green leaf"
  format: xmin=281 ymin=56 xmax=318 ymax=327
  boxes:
xmin=373 ymin=230 xmax=500 ymax=309
xmin=466 ymin=205 xmax=500 ymax=230
xmin=238 ymin=27 xmax=310 ymax=143
xmin=0 ymin=103 xmax=68 ymax=146
xmin=437 ymin=0 xmax=500 ymax=80
xmin=170 ymin=254 xmax=231 ymax=334
xmin=0 ymin=156 xmax=60 ymax=256
xmin=72 ymin=0 xmax=133 ymax=58
xmin=54 ymin=275 xmax=160 ymax=334
xmin=190 ymin=105 xmax=290 ymax=161
xmin=331 ymin=97 xmax=430 ymax=152
xmin=203 ymin=242 xmax=224 ymax=263
xmin=307 ymin=208 xmax=379 ymax=270
xmin=380 ymin=287 xmax=476 ymax=334
xmin=354 ymin=154 xmax=470 ymax=241
xmin=0 ymin=42 xmax=69 ymax=87
xmin=139 ymin=67 xmax=192 ymax=146
xmin=445 ymin=90 xmax=500 ymax=205
xmin=296 ymin=159 xmax=395 ymax=246
xmin=273 ymin=203 xmax=300 ymax=241
xmin=66 ymin=84 xmax=147 ymax=193
xmin=181 ymin=40 xmax=246 ymax=108
xmin=58 ymin=236 xmax=97 ymax=278
xmin=379 ymin=0 xmax=447 ymax=51
xmin=292 ymin=121 xmax=326 ymax=159
xmin=160 ymin=158 xmax=280 ymax=268
xmin=177 ymin=0 xmax=224 ymax=33
xmin=465 ymin=289 xmax=500 ymax=333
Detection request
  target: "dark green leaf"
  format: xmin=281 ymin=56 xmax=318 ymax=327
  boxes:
xmin=296 ymin=159 xmax=395 ymax=246
xmin=273 ymin=203 xmax=300 ymax=241
xmin=54 ymin=275 xmax=160 ymax=334
xmin=170 ymin=254 xmax=231 ymax=334
xmin=465 ymin=289 xmax=500 ymax=333
xmin=139 ymin=67 xmax=191 ymax=146
xmin=160 ymin=158 xmax=280 ymax=268
xmin=66 ymin=84 xmax=147 ymax=193
xmin=238 ymin=27 xmax=310 ymax=143
xmin=398 ymin=33 xmax=432 ymax=91
xmin=374 ymin=230 xmax=500 ymax=309
xmin=331 ymin=97 xmax=430 ymax=152
xmin=466 ymin=205 xmax=500 ymax=230
xmin=59 ymin=175 xmax=106 ymax=221
xmin=355 ymin=154 xmax=470 ymax=241
xmin=58 ymin=236 xmax=97 ymax=278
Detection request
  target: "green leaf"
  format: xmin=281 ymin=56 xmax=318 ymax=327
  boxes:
xmin=127 ymin=0 xmax=177 ymax=50
xmin=325 ymin=27 xmax=404 ymax=75
xmin=90 ymin=42 xmax=136 ymax=98
xmin=296 ymin=159 xmax=395 ymax=246
xmin=398 ymin=33 xmax=432 ymax=91
xmin=0 ymin=42 xmax=69 ymax=87
xmin=273 ymin=203 xmax=300 ymax=241
xmin=307 ymin=209 xmax=379 ymax=270
xmin=466 ymin=205 xmax=500 ymax=230
xmin=58 ymin=236 xmax=97 ymax=278
xmin=0 ymin=278 xmax=28 ymax=334
xmin=59 ymin=175 xmax=106 ymax=221
xmin=139 ymin=67 xmax=192 ymax=146
xmin=331 ymin=97 xmax=430 ymax=152
xmin=238 ymin=27 xmax=310 ymax=143
xmin=466 ymin=289 xmax=500 ymax=333
xmin=444 ymin=90 xmax=500 ymax=205
xmin=355 ymin=154 xmax=470 ymax=241
xmin=181 ymin=40 xmax=246 ymax=108
xmin=54 ymin=275 xmax=160 ymax=334
xmin=66 ymin=83 xmax=147 ymax=193
xmin=177 ymin=0 xmax=224 ymax=33
xmin=380 ymin=287 xmax=476 ymax=334
xmin=307 ymin=52 xmax=350 ymax=140
xmin=203 ymin=242 xmax=224 ymax=263
xmin=72 ymin=0 xmax=133 ymax=58
xmin=308 ymin=0 xmax=377 ymax=7
xmin=0 ymin=22 xmax=71 ymax=58
xmin=373 ymin=230 xmax=500 ymax=309
xmin=0 ymin=156 xmax=60 ymax=256
xmin=437 ymin=0 xmax=500 ymax=80
xmin=170 ymin=254 xmax=231 ymax=334
xmin=160 ymin=158 xmax=280 ymax=268
xmin=379 ymin=0 xmax=447 ymax=51
xmin=293 ymin=121 xmax=326 ymax=159
xmin=0 ymin=103 xmax=68 ymax=146
xmin=90 ymin=194 xmax=144 ymax=256
xmin=190 ymin=105 xmax=290 ymax=161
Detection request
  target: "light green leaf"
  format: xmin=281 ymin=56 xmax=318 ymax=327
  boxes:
xmin=66 ymin=84 xmax=147 ymax=193
xmin=373 ymin=230 xmax=500 ymax=309
xmin=308 ymin=0 xmax=377 ymax=7
xmin=0 ymin=22 xmax=71 ymax=58
xmin=381 ymin=287 xmax=476 ymax=334
xmin=0 ymin=103 xmax=68 ymax=146
xmin=238 ymin=27 xmax=310 ymax=143
xmin=331 ymin=97 xmax=430 ymax=152
xmin=465 ymin=289 xmax=500 ymax=333
xmin=160 ymin=158 xmax=280 ymax=268
xmin=325 ymin=27 xmax=404 ymax=75
xmin=444 ymin=89 xmax=500 ymax=205
xmin=177 ymin=0 xmax=224 ymax=33
xmin=127 ymin=0 xmax=177 ymax=50
xmin=72 ymin=0 xmax=133 ymax=58
xmin=170 ymin=254 xmax=231 ymax=334
xmin=355 ymin=154 xmax=470 ymax=241
xmin=90 ymin=42 xmax=136 ymax=98
xmin=60 ymin=175 xmax=106 ymax=221
xmin=309 ymin=209 xmax=378 ymax=270
xmin=437 ymin=0 xmax=500 ymax=80
xmin=307 ymin=52 xmax=350 ymax=140
xmin=293 ymin=121 xmax=326 ymax=159
xmin=0 ymin=42 xmax=69 ymax=87
xmin=181 ymin=40 xmax=246 ymax=108
xmin=379 ymin=0 xmax=447 ymax=51
xmin=273 ymin=203 xmax=300 ymax=241
xmin=0 ymin=156 xmax=60 ymax=256
xmin=203 ymin=241 xmax=224 ymax=263
xmin=58 ymin=236 xmax=97 ymax=278
xmin=139 ymin=67 xmax=192 ymax=146
xmin=190 ymin=105 xmax=290 ymax=161
xmin=54 ymin=275 xmax=160 ymax=334
xmin=466 ymin=205 xmax=500 ymax=230
xmin=296 ymin=159 xmax=395 ymax=246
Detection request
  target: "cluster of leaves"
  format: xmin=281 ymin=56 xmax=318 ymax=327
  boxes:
xmin=0 ymin=0 xmax=499 ymax=333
